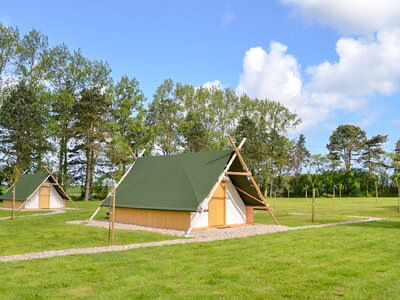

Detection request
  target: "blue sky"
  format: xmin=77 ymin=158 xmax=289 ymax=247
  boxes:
xmin=1 ymin=0 xmax=400 ymax=155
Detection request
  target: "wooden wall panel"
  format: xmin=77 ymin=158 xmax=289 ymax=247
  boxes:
xmin=2 ymin=200 xmax=25 ymax=209
xmin=245 ymin=206 xmax=254 ymax=224
xmin=114 ymin=208 xmax=191 ymax=231
xmin=39 ymin=186 xmax=50 ymax=209
xmin=208 ymin=181 xmax=226 ymax=227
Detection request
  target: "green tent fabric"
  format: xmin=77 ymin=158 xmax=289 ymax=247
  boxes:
xmin=102 ymin=150 xmax=264 ymax=212
xmin=0 ymin=173 xmax=49 ymax=201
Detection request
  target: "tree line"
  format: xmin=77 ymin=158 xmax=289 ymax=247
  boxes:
xmin=1 ymin=24 xmax=400 ymax=200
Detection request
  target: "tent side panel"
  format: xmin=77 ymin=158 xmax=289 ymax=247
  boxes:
xmin=49 ymin=184 xmax=65 ymax=208
xmin=115 ymin=208 xmax=191 ymax=231
xmin=3 ymin=200 xmax=25 ymax=209
xmin=26 ymin=189 xmax=39 ymax=208
xmin=225 ymin=180 xmax=246 ymax=225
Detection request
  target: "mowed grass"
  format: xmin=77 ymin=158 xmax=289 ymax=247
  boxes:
xmin=0 ymin=201 xmax=179 ymax=256
xmin=0 ymin=208 xmax=50 ymax=218
xmin=254 ymin=196 xmax=397 ymax=227
xmin=1 ymin=197 xmax=400 ymax=298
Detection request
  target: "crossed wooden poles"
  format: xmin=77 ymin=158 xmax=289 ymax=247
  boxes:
xmin=185 ymin=135 xmax=278 ymax=235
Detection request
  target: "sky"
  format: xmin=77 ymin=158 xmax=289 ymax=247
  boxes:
xmin=1 ymin=0 xmax=400 ymax=155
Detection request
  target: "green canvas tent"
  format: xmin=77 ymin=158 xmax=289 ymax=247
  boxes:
xmin=1 ymin=171 xmax=75 ymax=210
xmin=96 ymin=147 xmax=276 ymax=232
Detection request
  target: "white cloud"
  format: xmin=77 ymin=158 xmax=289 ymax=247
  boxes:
xmin=203 ymin=80 xmax=224 ymax=90
xmin=281 ymin=0 xmax=400 ymax=35
xmin=393 ymin=119 xmax=400 ymax=126
xmin=307 ymin=29 xmax=400 ymax=96
xmin=236 ymin=43 xmax=302 ymax=104
xmin=235 ymin=41 xmax=384 ymax=132
xmin=222 ymin=12 xmax=236 ymax=28
xmin=236 ymin=42 xmax=334 ymax=131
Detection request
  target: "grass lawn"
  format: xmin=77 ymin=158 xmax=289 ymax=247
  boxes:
xmin=1 ymin=197 xmax=400 ymax=299
xmin=254 ymin=196 xmax=397 ymax=227
xmin=0 ymin=201 xmax=179 ymax=256
xmin=0 ymin=208 xmax=50 ymax=218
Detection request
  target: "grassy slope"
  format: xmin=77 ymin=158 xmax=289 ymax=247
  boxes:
xmin=1 ymin=197 xmax=400 ymax=299
xmin=0 ymin=201 xmax=178 ymax=256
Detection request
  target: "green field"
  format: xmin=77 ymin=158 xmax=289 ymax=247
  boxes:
xmin=1 ymin=197 xmax=400 ymax=299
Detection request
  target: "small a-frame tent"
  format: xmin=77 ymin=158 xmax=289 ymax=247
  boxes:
xmin=96 ymin=137 xmax=277 ymax=233
xmin=0 ymin=170 xmax=76 ymax=210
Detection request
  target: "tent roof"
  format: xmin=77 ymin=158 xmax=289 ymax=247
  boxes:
xmin=102 ymin=150 xmax=263 ymax=212
xmin=0 ymin=172 xmax=69 ymax=201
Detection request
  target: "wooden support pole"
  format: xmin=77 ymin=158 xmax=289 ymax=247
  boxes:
xmin=333 ymin=187 xmax=336 ymax=207
xmin=227 ymin=135 xmax=279 ymax=225
xmin=129 ymin=147 xmax=137 ymax=160
xmin=233 ymin=185 xmax=265 ymax=205
xmin=111 ymin=188 xmax=116 ymax=243
xmin=397 ymin=184 xmax=400 ymax=214
xmin=312 ymin=188 xmax=316 ymax=223
xmin=11 ymin=185 xmax=15 ymax=220
xmin=225 ymin=171 xmax=251 ymax=176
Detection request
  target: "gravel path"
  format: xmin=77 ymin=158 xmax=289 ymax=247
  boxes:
xmin=0 ymin=216 xmax=385 ymax=263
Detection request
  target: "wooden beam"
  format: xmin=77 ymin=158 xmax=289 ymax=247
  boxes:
xmin=227 ymin=135 xmax=279 ymax=225
xmin=233 ymin=186 xmax=265 ymax=205
xmin=129 ymin=147 xmax=137 ymax=160
xmin=225 ymin=171 xmax=250 ymax=176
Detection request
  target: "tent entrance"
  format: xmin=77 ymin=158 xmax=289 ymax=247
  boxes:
xmin=39 ymin=186 xmax=50 ymax=209
xmin=208 ymin=181 xmax=226 ymax=227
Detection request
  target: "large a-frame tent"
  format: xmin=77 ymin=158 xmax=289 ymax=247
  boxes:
xmin=0 ymin=170 xmax=76 ymax=210
xmin=93 ymin=137 xmax=277 ymax=234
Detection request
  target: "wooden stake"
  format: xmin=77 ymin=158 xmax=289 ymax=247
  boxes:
xmin=333 ymin=187 xmax=336 ymax=207
xmin=111 ymin=188 xmax=116 ymax=243
xmin=11 ymin=185 xmax=15 ymax=220
xmin=227 ymin=135 xmax=278 ymax=225
xmin=108 ymin=197 xmax=112 ymax=242
xmin=398 ymin=186 xmax=400 ymax=214
xmin=312 ymin=188 xmax=316 ymax=223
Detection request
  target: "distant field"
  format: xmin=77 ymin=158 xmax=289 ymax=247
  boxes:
xmin=1 ymin=197 xmax=400 ymax=299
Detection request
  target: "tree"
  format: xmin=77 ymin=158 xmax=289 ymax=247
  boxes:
xmin=327 ymin=125 xmax=367 ymax=171
xmin=292 ymin=134 xmax=310 ymax=193
xmin=42 ymin=45 xmax=88 ymax=187
xmin=15 ymin=28 xmax=48 ymax=88
xmin=70 ymin=87 xmax=110 ymax=201
xmin=0 ymin=24 xmax=19 ymax=87
xmin=0 ymin=82 xmax=45 ymax=171
xmin=107 ymin=75 xmax=147 ymax=180
xmin=147 ymin=79 xmax=182 ymax=155
xmin=360 ymin=134 xmax=388 ymax=197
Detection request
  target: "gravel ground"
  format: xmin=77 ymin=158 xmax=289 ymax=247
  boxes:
xmin=0 ymin=216 xmax=384 ymax=263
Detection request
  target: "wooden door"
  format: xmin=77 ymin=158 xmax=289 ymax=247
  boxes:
xmin=208 ymin=181 xmax=226 ymax=227
xmin=39 ymin=186 xmax=50 ymax=209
